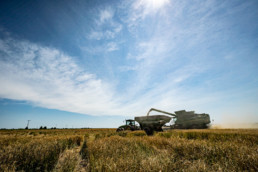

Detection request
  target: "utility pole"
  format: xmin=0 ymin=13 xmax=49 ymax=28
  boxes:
xmin=26 ymin=120 xmax=31 ymax=129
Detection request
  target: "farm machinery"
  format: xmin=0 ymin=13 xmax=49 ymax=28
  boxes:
xmin=116 ymin=119 xmax=140 ymax=132
xmin=117 ymin=108 xmax=211 ymax=135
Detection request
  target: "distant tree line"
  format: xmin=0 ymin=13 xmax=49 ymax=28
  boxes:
xmin=39 ymin=126 xmax=47 ymax=129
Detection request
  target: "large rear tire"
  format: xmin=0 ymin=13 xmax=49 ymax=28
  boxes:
xmin=144 ymin=127 xmax=154 ymax=136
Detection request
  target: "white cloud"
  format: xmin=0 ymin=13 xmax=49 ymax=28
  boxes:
xmin=107 ymin=42 xmax=119 ymax=51
xmin=98 ymin=8 xmax=114 ymax=25
xmin=76 ymin=74 xmax=95 ymax=82
xmin=0 ymin=37 xmax=219 ymax=118
xmin=87 ymin=31 xmax=103 ymax=40
xmin=122 ymin=0 xmax=170 ymax=31
xmin=87 ymin=7 xmax=122 ymax=41
xmin=119 ymin=65 xmax=138 ymax=72
xmin=81 ymin=41 xmax=120 ymax=53
xmin=0 ymin=38 xmax=121 ymax=116
xmin=1 ymin=0 xmax=257 ymax=124
xmin=132 ymin=0 xmax=170 ymax=17
xmin=105 ymin=24 xmax=122 ymax=39
xmin=135 ymin=38 xmax=170 ymax=61
xmin=0 ymin=37 xmax=257 ymax=123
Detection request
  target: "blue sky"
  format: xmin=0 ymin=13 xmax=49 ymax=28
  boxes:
xmin=0 ymin=0 xmax=258 ymax=128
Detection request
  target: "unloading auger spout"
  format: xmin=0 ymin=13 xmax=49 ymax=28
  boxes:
xmin=146 ymin=108 xmax=176 ymax=117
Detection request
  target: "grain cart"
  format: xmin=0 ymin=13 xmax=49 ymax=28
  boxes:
xmin=135 ymin=108 xmax=210 ymax=135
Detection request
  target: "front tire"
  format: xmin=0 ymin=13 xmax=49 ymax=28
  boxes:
xmin=116 ymin=127 xmax=124 ymax=132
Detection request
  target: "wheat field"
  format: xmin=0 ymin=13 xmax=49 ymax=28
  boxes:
xmin=0 ymin=128 xmax=257 ymax=171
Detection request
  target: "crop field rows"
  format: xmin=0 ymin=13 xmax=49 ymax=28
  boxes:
xmin=0 ymin=129 xmax=257 ymax=171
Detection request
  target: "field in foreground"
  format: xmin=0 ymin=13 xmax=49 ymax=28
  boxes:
xmin=0 ymin=128 xmax=257 ymax=172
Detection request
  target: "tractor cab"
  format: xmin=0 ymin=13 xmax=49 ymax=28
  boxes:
xmin=116 ymin=119 xmax=140 ymax=132
xmin=126 ymin=119 xmax=135 ymax=126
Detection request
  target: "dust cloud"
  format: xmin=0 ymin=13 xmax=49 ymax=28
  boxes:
xmin=210 ymin=123 xmax=258 ymax=129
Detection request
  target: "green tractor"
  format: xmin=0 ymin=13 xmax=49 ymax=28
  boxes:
xmin=116 ymin=119 xmax=140 ymax=132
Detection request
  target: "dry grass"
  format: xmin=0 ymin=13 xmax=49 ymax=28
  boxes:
xmin=0 ymin=128 xmax=257 ymax=171
xmin=0 ymin=130 xmax=82 ymax=171
xmin=54 ymin=148 xmax=81 ymax=172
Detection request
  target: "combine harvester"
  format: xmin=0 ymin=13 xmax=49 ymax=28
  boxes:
xmin=117 ymin=108 xmax=211 ymax=135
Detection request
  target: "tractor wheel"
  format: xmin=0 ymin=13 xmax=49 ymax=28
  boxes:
xmin=116 ymin=127 xmax=124 ymax=132
xmin=144 ymin=127 xmax=154 ymax=136
xmin=125 ymin=126 xmax=131 ymax=130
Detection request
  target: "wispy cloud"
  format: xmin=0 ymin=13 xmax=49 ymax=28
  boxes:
xmin=120 ymin=0 xmax=170 ymax=32
xmin=81 ymin=41 xmax=119 ymax=53
xmin=132 ymin=0 xmax=170 ymax=18
xmin=0 ymin=0 xmax=257 ymax=124
xmin=0 ymin=38 xmax=121 ymax=115
xmin=97 ymin=7 xmax=114 ymax=25
xmin=87 ymin=7 xmax=122 ymax=41
xmin=106 ymin=42 xmax=119 ymax=52
xmin=87 ymin=31 xmax=103 ymax=40
xmin=0 ymin=37 xmax=215 ymax=117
